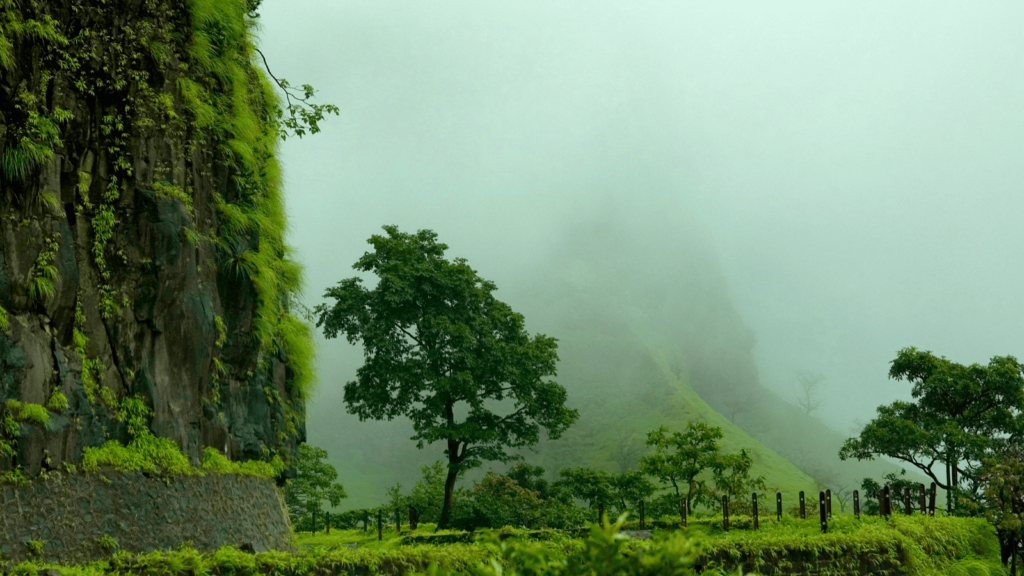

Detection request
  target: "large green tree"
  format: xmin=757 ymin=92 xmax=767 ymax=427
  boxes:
xmin=840 ymin=347 xmax=1024 ymax=571
xmin=839 ymin=347 xmax=1024 ymax=510
xmin=316 ymin=226 xmax=578 ymax=528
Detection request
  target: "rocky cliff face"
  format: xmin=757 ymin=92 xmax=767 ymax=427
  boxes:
xmin=0 ymin=0 xmax=311 ymax=475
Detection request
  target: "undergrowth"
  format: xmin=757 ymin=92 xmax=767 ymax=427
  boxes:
xmin=79 ymin=396 xmax=284 ymax=479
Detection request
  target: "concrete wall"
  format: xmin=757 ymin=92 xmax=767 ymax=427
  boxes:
xmin=0 ymin=471 xmax=294 ymax=563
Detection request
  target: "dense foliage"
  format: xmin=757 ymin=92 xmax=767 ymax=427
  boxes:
xmin=317 ymin=226 xmax=579 ymax=528
xmin=841 ymin=346 xmax=1024 ymax=572
xmin=285 ymin=445 xmax=348 ymax=531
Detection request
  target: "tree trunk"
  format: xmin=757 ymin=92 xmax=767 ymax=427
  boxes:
xmin=437 ymin=438 xmax=461 ymax=530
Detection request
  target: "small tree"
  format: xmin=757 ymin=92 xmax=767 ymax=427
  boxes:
xmin=610 ymin=469 xmax=657 ymax=517
xmin=316 ymin=226 xmax=579 ymax=529
xmin=639 ymin=423 xmax=724 ymax=510
xmin=709 ymin=448 xmax=766 ymax=508
xmin=721 ymin=397 xmax=749 ymax=423
xmin=979 ymin=447 xmax=1024 ymax=574
xmin=284 ymin=444 xmax=347 ymax=531
xmin=794 ymin=370 xmax=826 ymax=416
xmin=610 ymin=428 xmax=646 ymax=472
xmin=557 ymin=466 xmax=613 ymax=510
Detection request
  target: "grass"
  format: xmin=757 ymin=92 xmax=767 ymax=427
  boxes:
xmin=0 ymin=515 xmax=1005 ymax=576
xmin=294 ymin=513 xmax=1005 ymax=576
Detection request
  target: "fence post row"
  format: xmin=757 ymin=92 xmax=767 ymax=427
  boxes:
xmin=639 ymin=499 xmax=646 ymax=529
xmin=929 ymin=483 xmax=937 ymax=516
xmin=853 ymin=489 xmax=860 ymax=518
xmin=826 ymin=489 xmax=832 ymax=518
xmin=752 ymin=493 xmax=759 ymax=530
xmin=776 ymin=492 xmax=782 ymax=521
xmin=722 ymin=495 xmax=730 ymax=531
xmin=819 ymin=491 xmax=827 ymax=534
xmin=799 ymin=491 xmax=806 ymax=519
xmin=680 ymin=498 xmax=688 ymax=528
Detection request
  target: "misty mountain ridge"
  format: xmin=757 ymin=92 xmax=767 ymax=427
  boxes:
xmin=307 ymin=212 xmax=907 ymax=509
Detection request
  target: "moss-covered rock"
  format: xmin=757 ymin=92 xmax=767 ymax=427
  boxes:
xmin=0 ymin=0 xmax=312 ymax=476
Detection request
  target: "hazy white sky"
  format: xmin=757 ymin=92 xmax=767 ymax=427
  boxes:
xmin=258 ymin=1 xmax=1024 ymax=433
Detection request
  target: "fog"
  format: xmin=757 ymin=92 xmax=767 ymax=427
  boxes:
xmin=255 ymin=1 xmax=1024 ymax=498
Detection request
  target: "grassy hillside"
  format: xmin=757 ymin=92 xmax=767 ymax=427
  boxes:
xmin=314 ymin=315 xmax=820 ymax=510
xmin=308 ymin=217 xmax=914 ymax=510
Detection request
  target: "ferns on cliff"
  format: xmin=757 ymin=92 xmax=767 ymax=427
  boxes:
xmin=182 ymin=0 xmax=317 ymax=401
xmin=28 ymin=233 xmax=60 ymax=304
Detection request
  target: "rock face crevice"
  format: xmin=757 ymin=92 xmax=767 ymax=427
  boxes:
xmin=0 ymin=0 xmax=308 ymax=474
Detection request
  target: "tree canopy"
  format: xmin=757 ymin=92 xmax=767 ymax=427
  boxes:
xmin=316 ymin=226 xmax=578 ymax=528
xmin=283 ymin=444 xmax=347 ymax=531
xmin=840 ymin=347 xmax=1024 ymax=505
xmin=640 ymin=423 xmax=733 ymax=509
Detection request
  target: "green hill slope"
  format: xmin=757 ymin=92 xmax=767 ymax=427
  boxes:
xmin=308 ymin=215 xmax=913 ymax=510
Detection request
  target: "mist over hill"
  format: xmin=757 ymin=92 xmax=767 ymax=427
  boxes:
xmin=306 ymin=207 xmax=904 ymax=509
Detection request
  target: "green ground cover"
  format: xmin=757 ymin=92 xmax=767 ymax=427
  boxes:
xmin=3 ymin=515 xmax=1004 ymax=576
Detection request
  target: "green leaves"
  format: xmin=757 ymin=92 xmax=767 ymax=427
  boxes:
xmin=317 ymin=226 xmax=578 ymax=526
xmin=840 ymin=347 xmax=1024 ymax=500
xmin=284 ymin=444 xmax=347 ymax=530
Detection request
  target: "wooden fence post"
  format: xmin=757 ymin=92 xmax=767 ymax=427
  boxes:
xmin=919 ymin=484 xmax=926 ymax=514
xmin=799 ymin=491 xmax=806 ymax=519
xmin=826 ymin=489 xmax=832 ymax=518
xmin=853 ymin=489 xmax=860 ymax=518
xmin=396 ymin=508 xmax=401 ymax=534
xmin=680 ymin=498 xmax=688 ymax=528
xmin=929 ymin=483 xmax=937 ymax=516
xmin=722 ymin=495 xmax=730 ymax=531
xmin=409 ymin=505 xmax=418 ymax=530
xmin=752 ymin=493 xmax=759 ymax=530
xmin=326 ymin=511 xmax=330 ymax=535
xmin=819 ymin=491 xmax=827 ymax=534
xmin=639 ymin=499 xmax=646 ymax=529
xmin=377 ymin=509 xmax=383 ymax=541
xmin=776 ymin=492 xmax=782 ymax=521
xmin=882 ymin=485 xmax=891 ymax=518
xmin=903 ymin=487 xmax=913 ymax=515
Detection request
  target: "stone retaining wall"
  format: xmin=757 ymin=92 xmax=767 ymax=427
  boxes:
xmin=0 ymin=471 xmax=294 ymax=563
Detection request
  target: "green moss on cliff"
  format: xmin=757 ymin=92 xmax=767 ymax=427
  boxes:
xmin=0 ymin=0 xmax=315 ymax=473
xmin=182 ymin=0 xmax=316 ymax=398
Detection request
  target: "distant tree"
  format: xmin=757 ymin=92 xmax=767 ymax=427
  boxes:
xmin=610 ymin=469 xmax=657 ymax=516
xmin=722 ymin=396 xmax=749 ymax=423
xmin=709 ymin=448 xmax=766 ymax=508
xmin=794 ymin=370 xmax=826 ymax=416
xmin=284 ymin=444 xmax=347 ymax=531
xmin=316 ymin=226 xmax=578 ymax=529
xmin=556 ymin=466 xmax=613 ymax=511
xmin=610 ymin=428 xmax=646 ymax=472
xmin=832 ymin=480 xmax=852 ymax=513
xmin=840 ymin=348 xmax=1024 ymax=511
xmin=640 ymin=423 xmax=724 ymax=510
xmin=506 ymin=462 xmax=553 ymax=499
